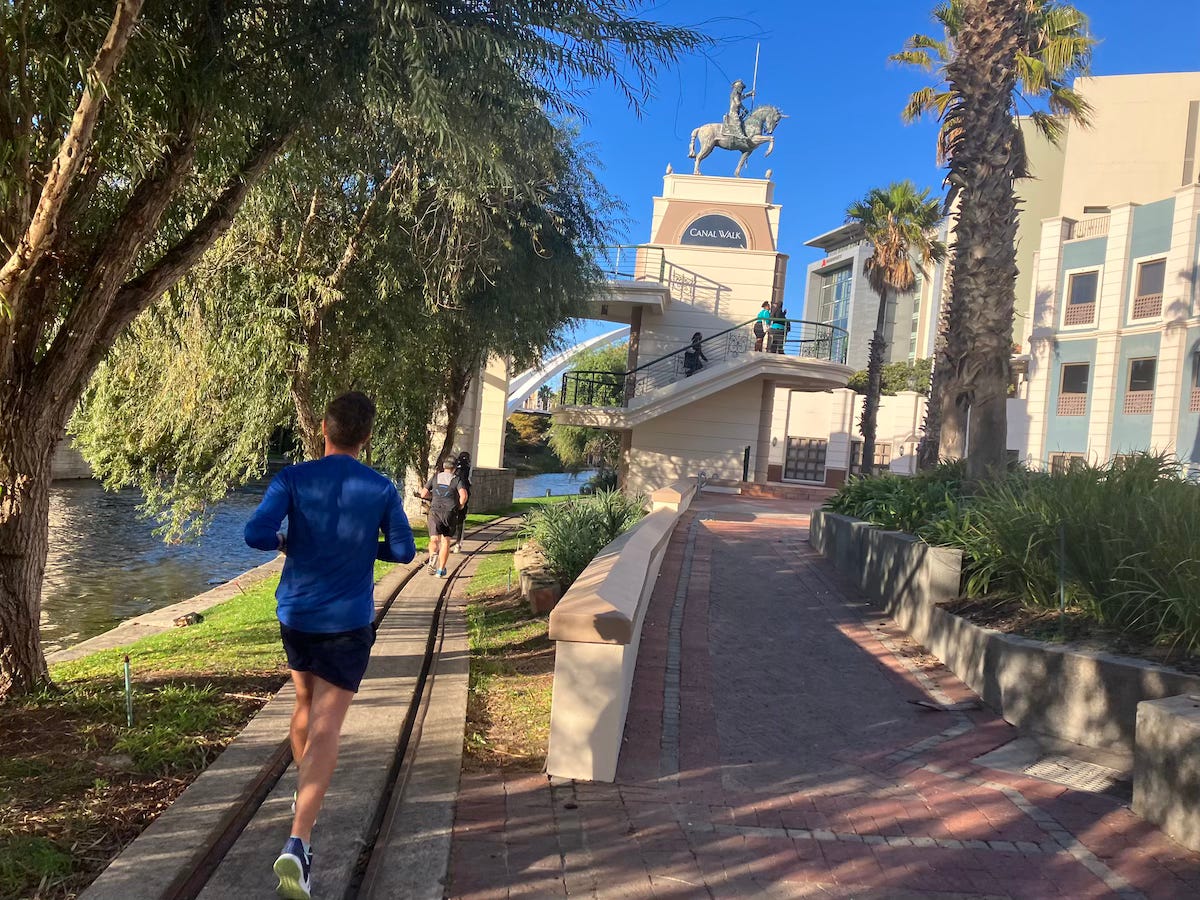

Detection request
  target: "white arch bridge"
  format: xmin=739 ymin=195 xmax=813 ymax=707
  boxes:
xmin=506 ymin=325 xmax=629 ymax=416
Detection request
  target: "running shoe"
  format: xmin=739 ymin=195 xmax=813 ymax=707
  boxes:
xmin=273 ymin=837 xmax=312 ymax=899
xmin=436 ymin=567 xmax=447 ymax=578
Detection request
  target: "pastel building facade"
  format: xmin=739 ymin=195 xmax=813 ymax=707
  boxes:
xmin=555 ymin=173 xmax=857 ymax=494
xmin=1025 ymin=185 xmax=1200 ymax=471
xmin=1022 ymin=72 xmax=1200 ymax=470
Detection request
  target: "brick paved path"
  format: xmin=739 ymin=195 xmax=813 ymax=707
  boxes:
xmin=447 ymin=499 xmax=1200 ymax=898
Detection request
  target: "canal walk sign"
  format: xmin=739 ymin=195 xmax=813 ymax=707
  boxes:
xmin=681 ymin=214 xmax=747 ymax=249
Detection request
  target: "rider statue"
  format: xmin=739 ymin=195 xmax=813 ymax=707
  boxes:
xmin=724 ymin=79 xmax=755 ymax=138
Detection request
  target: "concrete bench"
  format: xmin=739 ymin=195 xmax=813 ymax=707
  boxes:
xmin=1135 ymin=695 xmax=1200 ymax=852
xmin=545 ymin=480 xmax=695 ymax=781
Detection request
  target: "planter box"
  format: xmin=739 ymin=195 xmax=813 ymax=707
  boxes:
xmin=810 ymin=510 xmax=1200 ymax=757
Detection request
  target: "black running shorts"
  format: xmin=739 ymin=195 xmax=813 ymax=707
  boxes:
xmin=428 ymin=511 xmax=458 ymax=537
xmin=279 ymin=624 xmax=376 ymax=693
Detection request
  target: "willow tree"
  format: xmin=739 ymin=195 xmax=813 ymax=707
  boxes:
xmin=845 ymin=182 xmax=945 ymax=477
xmin=893 ymin=0 xmax=1094 ymax=469
xmin=0 ymin=0 xmax=704 ymax=698
xmin=73 ymin=117 xmax=617 ymax=540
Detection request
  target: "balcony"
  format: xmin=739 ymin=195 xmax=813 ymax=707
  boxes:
xmin=561 ymin=319 xmax=848 ymax=408
xmin=1066 ymin=217 xmax=1110 ymax=240
xmin=555 ymin=319 xmax=852 ymax=428
xmin=1057 ymin=393 xmax=1087 ymax=416
xmin=1123 ymin=390 xmax=1154 ymax=415
xmin=1131 ymin=293 xmax=1163 ymax=320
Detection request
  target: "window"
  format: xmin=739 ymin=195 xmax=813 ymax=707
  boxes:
xmin=817 ymin=267 xmax=853 ymax=333
xmin=1191 ymin=353 xmax=1200 ymax=413
xmin=1057 ymin=363 xmax=1089 ymax=416
xmin=849 ymin=441 xmax=893 ymax=475
xmin=1132 ymin=259 xmax=1166 ymax=319
xmin=1068 ymin=271 xmax=1099 ymax=305
xmin=1049 ymin=453 xmax=1086 ymax=475
xmin=1064 ymin=270 xmax=1099 ymax=326
xmin=1124 ymin=357 xmax=1156 ymax=414
xmin=784 ymin=437 xmax=827 ymax=483
xmin=1127 ymin=357 xmax=1156 ymax=393
xmin=1083 ymin=205 xmax=1110 ymax=215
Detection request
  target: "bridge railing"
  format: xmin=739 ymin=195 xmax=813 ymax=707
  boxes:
xmin=561 ymin=318 xmax=849 ymax=409
xmin=594 ymin=245 xmax=666 ymax=282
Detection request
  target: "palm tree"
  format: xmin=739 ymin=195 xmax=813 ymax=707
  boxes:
xmin=537 ymin=384 xmax=554 ymax=410
xmin=893 ymin=0 xmax=1095 ymax=471
xmin=845 ymin=182 xmax=946 ymax=477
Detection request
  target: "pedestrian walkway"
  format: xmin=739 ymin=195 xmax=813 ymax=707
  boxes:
xmin=447 ymin=496 xmax=1200 ymax=899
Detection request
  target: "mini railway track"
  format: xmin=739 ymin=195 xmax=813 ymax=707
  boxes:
xmin=155 ymin=515 xmax=521 ymax=900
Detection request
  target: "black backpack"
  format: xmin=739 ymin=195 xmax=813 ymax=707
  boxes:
xmin=429 ymin=475 xmax=459 ymax=517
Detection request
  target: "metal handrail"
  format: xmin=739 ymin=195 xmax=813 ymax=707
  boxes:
xmin=561 ymin=318 xmax=849 ymax=409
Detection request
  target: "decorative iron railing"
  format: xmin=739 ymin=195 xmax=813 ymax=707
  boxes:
xmin=560 ymin=318 xmax=849 ymax=409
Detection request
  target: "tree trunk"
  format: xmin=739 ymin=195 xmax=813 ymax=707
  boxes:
xmin=434 ymin=364 xmax=476 ymax=473
xmin=859 ymin=289 xmax=889 ymax=478
xmin=945 ymin=0 xmax=1022 ymax=481
xmin=0 ymin=404 xmax=56 ymax=697
xmin=918 ymin=257 xmax=968 ymax=469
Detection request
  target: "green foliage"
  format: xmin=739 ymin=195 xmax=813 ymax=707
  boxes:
xmin=845 ymin=181 xmax=947 ymax=299
xmin=519 ymin=490 xmax=646 ymax=586
xmin=509 ymin=413 xmax=552 ymax=447
xmin=0 ymin=835 xmax=73 ymax=899
xmin=827 ymin=454 xmax=1200 ymax=653
xmin=825 ymin=462 xmax=966 ymax=535
xmin=548 ymin=425 xmax=621 ymax=476
xmin=893 ymin=0 xmax=1096 ymax=160
xmin=584 ymin=470 xmax=620 ymax=493
xmin=548 ymin=341 xmax=627 ymax=475
xmin=847 ymin=358 xmax=934 ymax=396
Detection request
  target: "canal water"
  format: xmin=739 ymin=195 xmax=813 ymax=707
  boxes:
xmin=42 ymin=470 xmax=594 ymax=653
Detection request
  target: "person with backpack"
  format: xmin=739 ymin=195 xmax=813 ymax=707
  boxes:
xmin=420 ymin=456 xmax=468 ymax=577
xmin=754 ymin=301 xmax=770 ymax=351
xmin=451 ymin=450 xmax=472 ymax=553
xmin=768 ymin=299 xmax=787 ymax=353
xmin=682 ymin=331 xmax=708 ymax=376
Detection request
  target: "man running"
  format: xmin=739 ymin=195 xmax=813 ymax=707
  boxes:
xmin=244 ymin=391 xmax=416 ymax=900
xmin=420 ymin=456 xmax=468 ymax=577
xmin=451 ymin=450 xmax=472 ymax=553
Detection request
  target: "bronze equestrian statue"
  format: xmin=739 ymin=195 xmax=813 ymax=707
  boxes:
xmin=688 ymin=80 xmax=786 ymax=177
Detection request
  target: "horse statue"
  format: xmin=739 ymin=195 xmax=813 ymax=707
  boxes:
xmin=688 ymin=104 xmax=786 ymax=177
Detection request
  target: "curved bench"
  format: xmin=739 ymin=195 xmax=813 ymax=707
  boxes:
xmin=546 ymin=480 xmax=695 ymax=781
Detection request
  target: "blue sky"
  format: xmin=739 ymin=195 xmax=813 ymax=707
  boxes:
xmin=563 ymin=0 xmax=1200 ymax=344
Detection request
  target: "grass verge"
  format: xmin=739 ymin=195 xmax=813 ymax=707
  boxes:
xmin=1 ymin=501 xmax=559 ymax=899
xmin=462 ymin=538 xmax=554 ymax=773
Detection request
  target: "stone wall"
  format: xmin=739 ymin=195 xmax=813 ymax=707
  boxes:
xmin=51 ymin=440 xmax=93 ymax=480
xmin=810 ymin=509 xmax=1200 ymax=756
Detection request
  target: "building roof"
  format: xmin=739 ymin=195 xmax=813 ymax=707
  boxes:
xmin=804 ymin=222 xmax=864 ymax=252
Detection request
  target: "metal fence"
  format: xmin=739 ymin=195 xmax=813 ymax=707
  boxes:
xmin=561 ymin=318 xmax=849 ymax=409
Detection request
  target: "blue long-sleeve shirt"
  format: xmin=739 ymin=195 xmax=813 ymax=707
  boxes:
xmin=244 ymin=454 xmax=416 ymax=633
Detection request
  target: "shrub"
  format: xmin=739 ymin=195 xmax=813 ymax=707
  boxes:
xmin=825 ymin=454 xmax=1200 ymax=653
xmin=519 ymin=489 xmax=645 ymax=587
xmin=824 ymin=461 xmax=965 ymax=534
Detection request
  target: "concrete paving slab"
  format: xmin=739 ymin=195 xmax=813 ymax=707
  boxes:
xmin=197 ymin=582 xmax=442 ymax=899
xmin=359 ymin=593 xmax=471 ymax=899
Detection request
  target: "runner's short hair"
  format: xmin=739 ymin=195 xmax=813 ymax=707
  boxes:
xmin=442 ymin=456 xmax=457 ymax=470
xmin=324 ymin=392 xmax=376 ymax=447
